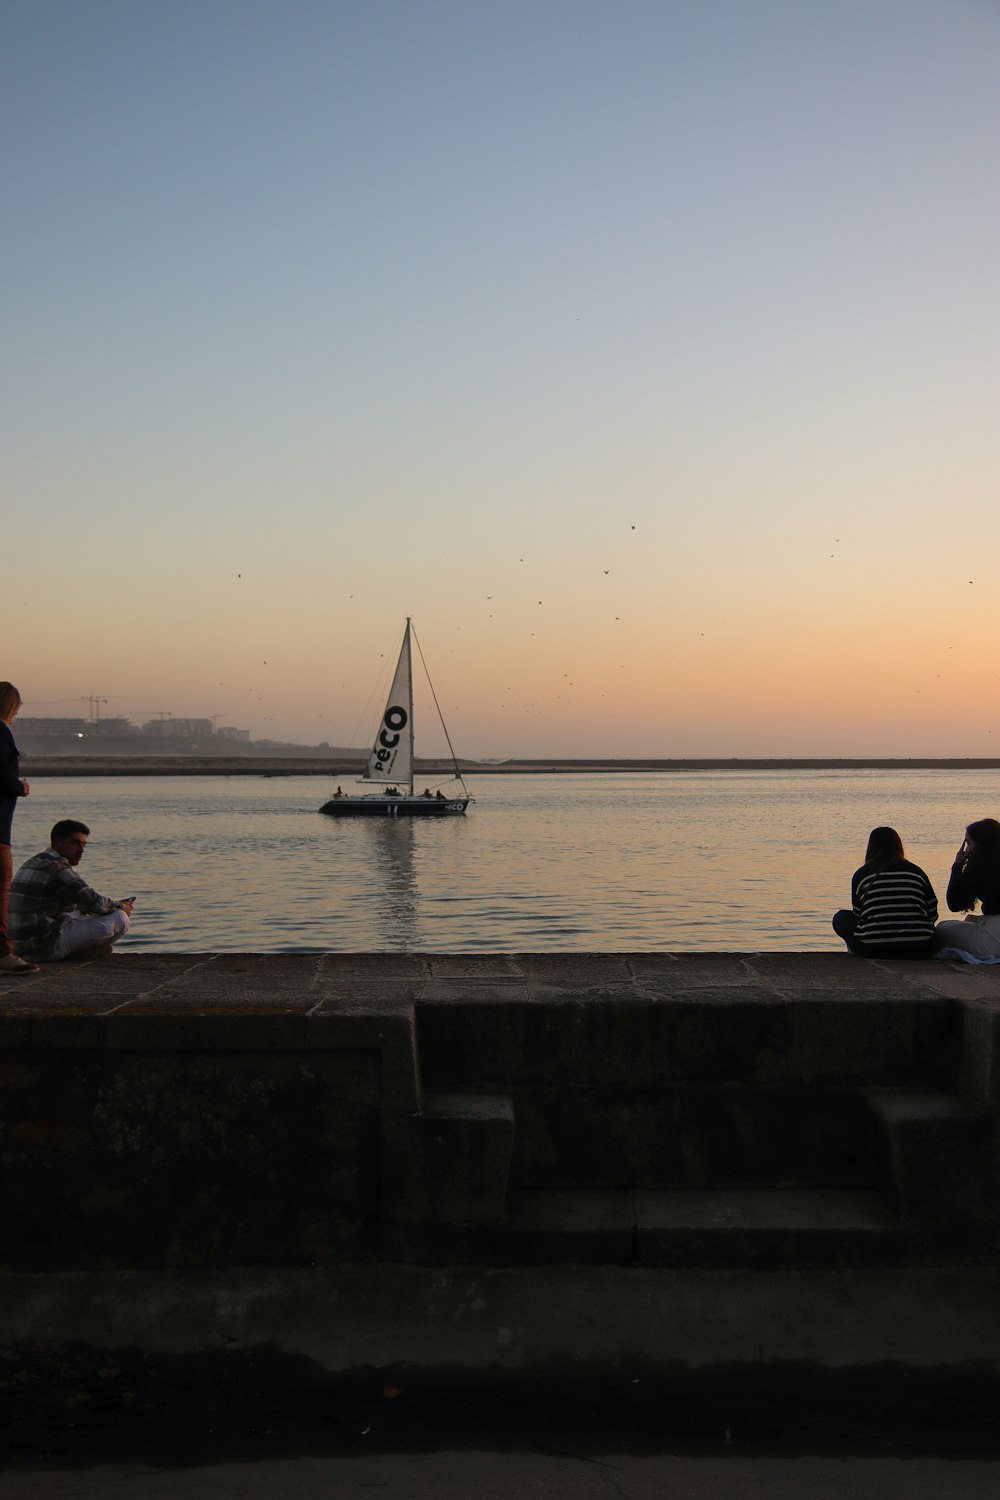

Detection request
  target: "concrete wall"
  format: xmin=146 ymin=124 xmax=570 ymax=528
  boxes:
xmin=1 ymin=952 xmax=998 ymax=1273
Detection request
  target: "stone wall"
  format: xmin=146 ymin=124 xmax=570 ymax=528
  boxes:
xmin=1 ymin=952 xmax=999 ymax=1273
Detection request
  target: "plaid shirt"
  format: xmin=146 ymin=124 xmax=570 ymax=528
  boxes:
xmin=9 ymin=848 xmax=122 ymax=958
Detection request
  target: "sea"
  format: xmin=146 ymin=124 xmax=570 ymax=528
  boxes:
xmin=10 ymin=770 xmax=997 ymax=954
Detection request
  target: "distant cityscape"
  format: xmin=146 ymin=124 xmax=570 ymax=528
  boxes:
xmin=16 ymin=715 xmax=358 ymax=759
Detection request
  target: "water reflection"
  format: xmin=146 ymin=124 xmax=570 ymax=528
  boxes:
xmin=366 ymin=820 xmax=419 ymax=949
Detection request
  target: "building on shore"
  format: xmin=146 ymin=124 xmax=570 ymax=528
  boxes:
xmin=14 ymin=713 xmax=360 ymax=760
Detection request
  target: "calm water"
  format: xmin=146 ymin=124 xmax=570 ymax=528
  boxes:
xmin=10 ymin=770 xmax=998 ymax=953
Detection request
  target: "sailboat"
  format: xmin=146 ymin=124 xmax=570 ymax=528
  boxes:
xmin=319 ymin=619 xmax=472 ymax=817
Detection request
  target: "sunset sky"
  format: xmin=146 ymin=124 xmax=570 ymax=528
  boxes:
xmin=3 ymin=0 xmax=998 ymax=759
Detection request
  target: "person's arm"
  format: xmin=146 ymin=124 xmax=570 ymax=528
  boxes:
xmin=850 ymin=867 xmax=864 ymax=915
xmin=924 ymin=873 xmax=939 ymax=924
xmin=53 ymin=863 xmax=119 ymax=916
xmin=946 ymin=852 xmax=977 ymax=913
xmin=0 ymin=729 xmax=25 ymax=801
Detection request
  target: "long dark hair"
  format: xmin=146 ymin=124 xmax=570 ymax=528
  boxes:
xmin=865 ymin=826 xmax=905 ymax=872
xmin=0 ymin=683 xmax=21 ymax=723
xmin=959 ymin=818 xmax=1000 ymax=909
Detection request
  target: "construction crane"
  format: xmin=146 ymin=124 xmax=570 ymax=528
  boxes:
xmin=81 ymin=696 xmax=109 ymax=724
xmin=27 ymin=696 xmax=118 ymax=723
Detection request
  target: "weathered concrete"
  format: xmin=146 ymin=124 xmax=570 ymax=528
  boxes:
xmin=8 ymin=1455 xmax=1000 ymax=1500
xmin=3 ymin=1262 xmax=1000 ymax=1372
xmin=1 ymin=951 xmax=999 ymax=1390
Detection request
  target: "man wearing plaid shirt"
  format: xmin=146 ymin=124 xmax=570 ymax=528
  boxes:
xmin=9 ymin=820 xmax=135 ymax=962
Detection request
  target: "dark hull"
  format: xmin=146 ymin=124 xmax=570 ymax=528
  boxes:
xmin=319 ymin=795 xmax=469 ymax=817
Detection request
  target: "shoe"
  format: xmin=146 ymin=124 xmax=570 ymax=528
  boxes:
xmin=0 ymin=953 xmax=40 ymax=974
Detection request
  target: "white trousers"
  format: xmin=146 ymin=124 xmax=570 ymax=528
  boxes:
xmin=936 ymin=913 xmax=1000 ymax=959
xmin=45 ymin=908 xmax=131 ymax=961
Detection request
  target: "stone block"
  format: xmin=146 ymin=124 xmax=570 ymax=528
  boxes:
xmin=379 ymin=1189 xmax=637 ymax=1265
xmin=427 ymin=955 xmax=524 ymax=978
xmin=747 ymin=954 xmax=925 ymax=992
xmin=633 ymin=1187 xmax=905 ymax=1269
xmin=957 ymin=999 xmax=1000 ymax=1107
xmin=509 ymin=1086 xmax=874 ymax=1190
xmin=0 ymin=1049 xmax=382 ymax=1270
xmin=519 ymin=953 xmax=638 ymax=986
xmin=105 ymin=1010 xmax=310 ymax=1050
xmin=381 ymin=1092 xmax=515 ymax=1225
xmin=307 ymin=1004 xmax=422 ymax=1111
xmin=317 ymin=953 xmax=431 ymax=980
xmin=631 ymin=954 xmax=758 ymax=987
xmin=417 ymin=995 xmax=660 ymax=1089
xmin=867 ymin=1088 xmax=1000 ymax=1225
xmin=786 ymin=996 xmax=954 ymax=1085
xmin=648 ymin=993 xmax=788 ymax=1083
xmin=0 ymin=1013 xmax=108 ymax=1049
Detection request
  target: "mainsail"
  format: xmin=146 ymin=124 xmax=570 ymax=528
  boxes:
xmin=362 ymin=620 xmax=414 ymax=787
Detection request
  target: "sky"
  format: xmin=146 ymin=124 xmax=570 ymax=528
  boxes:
xmin=3 ymin=0 xmax=998 ymax=759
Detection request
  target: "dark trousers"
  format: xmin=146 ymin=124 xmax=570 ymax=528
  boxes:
xmin=0 ymin=843 xmax=11 ymax=957
xmin=832 ymin=908 xmax=937 ymax=959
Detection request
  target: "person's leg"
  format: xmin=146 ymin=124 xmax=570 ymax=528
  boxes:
xmin=935 ymin=916 xmax=1000 ymax=959
xmin=832 ymin=909 xmax=858 ymax=950
xmin=47 ymin=909 xmax=130 ymax=961
xmin=0 ymin=841 xmax=39 ymax=970
xmin=0 ymin=842 xmax=12 ymax=956
xmin=853 ymin=938 xmax=939 ymax=959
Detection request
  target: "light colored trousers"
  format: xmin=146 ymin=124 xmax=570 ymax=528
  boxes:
xmin=44 ymin=908 xmax=131 ymax=961
xmin=936 ymin=913 xmax=1000 ymax=959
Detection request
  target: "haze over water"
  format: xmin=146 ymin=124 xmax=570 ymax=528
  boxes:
xmin=12 ymin=770 xmax=994 ymax=953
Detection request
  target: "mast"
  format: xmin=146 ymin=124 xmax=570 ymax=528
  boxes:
xmin=403 ymin=617 xmax=414 ymax=796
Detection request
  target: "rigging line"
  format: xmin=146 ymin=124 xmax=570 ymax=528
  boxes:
xmin=345 ymin=625 xmax=401 ymax=752
xmin=412 ymin=625 xmax=465 ymax=783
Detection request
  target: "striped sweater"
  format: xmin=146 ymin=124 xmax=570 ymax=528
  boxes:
xmin=851 ymin=858 xmax=938 ymax=948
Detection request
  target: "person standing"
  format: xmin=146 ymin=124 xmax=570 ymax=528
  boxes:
xmin=0 ymin=682 xmax=38 ymax=975
xmin=832 ymin=826 xmax=939 ymax=958
xmin=936 ymin=818 xmax=1000 ymax=960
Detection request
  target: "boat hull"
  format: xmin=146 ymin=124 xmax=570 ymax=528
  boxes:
xmin=319 ymin=796 xmax=469 ymax=817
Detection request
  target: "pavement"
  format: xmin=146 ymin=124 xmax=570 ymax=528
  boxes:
xmin=6 ymin=1453 xmax=1000 ymax=1499
xmin=2 ymin=1355 xmax=1000 ymax=1493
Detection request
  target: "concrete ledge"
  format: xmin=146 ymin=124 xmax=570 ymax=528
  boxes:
xmin=2 ymin=1264 xmax=1000 ymax=1375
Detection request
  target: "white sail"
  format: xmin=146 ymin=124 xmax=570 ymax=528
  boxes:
xmin=362 ymin=621 xmax=413 ymax=787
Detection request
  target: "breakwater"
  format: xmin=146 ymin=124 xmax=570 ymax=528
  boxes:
xmin=21 ymin=755 xmax=1000 ymax=776
xmin=1 ymin=950 xmax=999 ymax=1394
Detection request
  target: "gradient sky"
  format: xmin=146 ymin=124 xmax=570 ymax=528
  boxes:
xmin=3 ymin=0 xmax=998 ymax=758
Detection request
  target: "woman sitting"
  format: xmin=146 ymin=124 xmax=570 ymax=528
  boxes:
xmin=936 ymin=818 xmax=1000 ymax=960
xmin=832 ymin=827 xmax=938 ymax=958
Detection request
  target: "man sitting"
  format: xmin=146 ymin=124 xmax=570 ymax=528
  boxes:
xmin=10 ymin=820 xmax=134 ymax=963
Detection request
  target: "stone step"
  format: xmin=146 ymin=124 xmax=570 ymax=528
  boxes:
xmin=379 ymin=1186 xmax=908 ymax=1268
xmin=380 ymin=1092 xmax=515 ymax=1225
xmin=867 ymin=1088 xmax=1000 ymax=1224
xmin=507 ymin=1085 xmax=877 ymax=1189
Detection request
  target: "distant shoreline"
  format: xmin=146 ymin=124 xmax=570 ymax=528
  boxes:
xmin=19 ymin=755 xmax=1000 ymax=778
